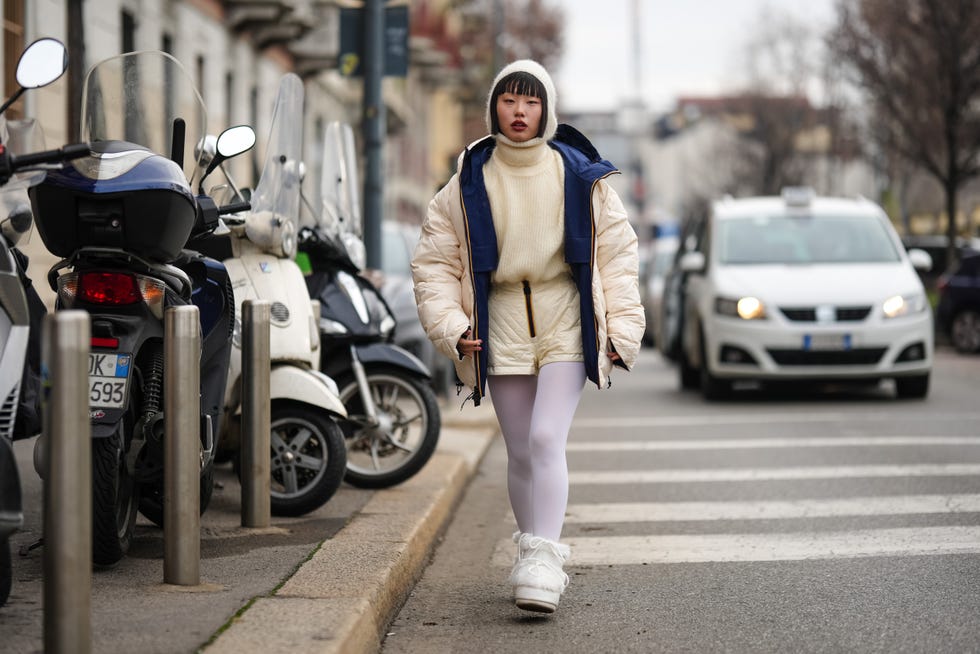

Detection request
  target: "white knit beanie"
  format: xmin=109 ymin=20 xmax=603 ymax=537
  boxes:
xmin=485 ymin=59 xmax=558 ymax=142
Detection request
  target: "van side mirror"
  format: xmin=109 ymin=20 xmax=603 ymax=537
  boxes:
xmin=679 ymin=251 xmax=706 ymax=273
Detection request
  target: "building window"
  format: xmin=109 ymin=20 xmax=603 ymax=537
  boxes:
xmin=224 ymin=71 xmax=233 ymax=128
xmin=3 ymin=0 xmax=26 ymax=119
xmin=196 ymin=55 xmax=205 ymax=104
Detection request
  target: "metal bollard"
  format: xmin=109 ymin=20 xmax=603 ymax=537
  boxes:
xmin=241 ymin=300 xmax=271 ymax=528
xmin=42 ymin=311 xmax=91 ymax=654
xmin=163 ymin=305 xmax=201 ymax=585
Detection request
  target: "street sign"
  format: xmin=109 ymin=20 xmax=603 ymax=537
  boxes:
xmin=338 ymin=5 xmax=409 ymax=78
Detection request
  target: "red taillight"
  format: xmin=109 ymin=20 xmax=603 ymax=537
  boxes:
xmin=91 ymin=337 xmax=120 ymax=349
xmin=79 ymin=272 xmax=141 ymax=305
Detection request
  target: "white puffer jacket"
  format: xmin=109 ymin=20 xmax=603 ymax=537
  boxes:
xmin=412 ymin=149 xmax=644 ymax=396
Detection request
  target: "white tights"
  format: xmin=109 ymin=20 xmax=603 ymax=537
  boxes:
xmin=487 ymin=361 xmax=586 ymax=541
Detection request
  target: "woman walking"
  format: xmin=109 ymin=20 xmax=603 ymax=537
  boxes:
xmin=411 ymin=59 xmax=644 ymax=614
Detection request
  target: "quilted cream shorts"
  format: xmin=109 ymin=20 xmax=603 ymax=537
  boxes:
xmin=487 ymin=275 xmax=583 ymax=376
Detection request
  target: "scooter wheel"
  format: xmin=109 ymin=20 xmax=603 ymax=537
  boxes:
xmin=137 ymin=461 xmax=216 ymax=527
xmin=241 ymin=402 xmax=347 ymax=517
xmin=91 ymin=436 xmax=139 ymax=567
xmin=337 ymin=369 xmax=441 ymax=489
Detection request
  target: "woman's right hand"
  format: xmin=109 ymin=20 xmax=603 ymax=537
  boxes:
xmin=456 ymin=328 xmax=482 ymax=359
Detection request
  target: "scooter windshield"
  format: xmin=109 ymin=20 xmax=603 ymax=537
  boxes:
xmin=318 ymin=121 xmax=362 ymax=239
xmin=317 ymin=121 xmax=364 ymax=269
xmin=79 ymin=50 xmax=207 ymax=185
xmin=247 ymin=73 xmax=304 ymax=257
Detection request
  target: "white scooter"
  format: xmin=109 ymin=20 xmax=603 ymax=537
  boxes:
xmin=198 ymin=74 xmax=347 ymax=517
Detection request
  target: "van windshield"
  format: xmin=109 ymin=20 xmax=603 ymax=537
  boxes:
xmin=716 ymin=214 xmax=901 ymax=265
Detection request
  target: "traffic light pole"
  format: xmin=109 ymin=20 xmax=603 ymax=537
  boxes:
xmin=362 ymin=0 xmax=385 ymax=270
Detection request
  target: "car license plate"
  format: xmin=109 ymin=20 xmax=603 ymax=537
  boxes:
xmin=803 ymin=333 xmax=852 ymax=351
xmin=88 ymin=353 xmax=132 ymax=409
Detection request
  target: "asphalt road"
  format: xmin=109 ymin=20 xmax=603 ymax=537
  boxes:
xmin=383 ymin=346 xmax=980 ymax=654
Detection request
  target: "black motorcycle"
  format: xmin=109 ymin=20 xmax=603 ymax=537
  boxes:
xmin=28 ymin=51 xmax=253 ymax=566
xmin=299 ymin=121 xmax=440 ymax=488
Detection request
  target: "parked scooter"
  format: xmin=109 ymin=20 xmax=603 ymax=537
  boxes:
xmin=299 ymin=121 xmax=440 ymax=489
xmin=28 ymin=51 xmax=253 ymax=566
xmin=0 ymin=38 xmax=88 ymax=603
xmin=198 ymin=74 xmax=347 ymax=516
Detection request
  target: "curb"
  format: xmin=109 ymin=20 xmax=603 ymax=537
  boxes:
xmin=205 ymin=404 xmax=498 ymax=654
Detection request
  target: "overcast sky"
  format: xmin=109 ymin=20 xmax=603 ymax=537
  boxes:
xmin=553 ymin=0 xmax=838 ymax=114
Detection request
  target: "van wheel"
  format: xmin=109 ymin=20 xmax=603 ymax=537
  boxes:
xmin=950 ymin=310 xmax=980 ymax=353
xmin=678 ymin=349 xmax=699 ymax=389
xmin=895 ymin=374 xmax=929 ymax=399
xmin=699 ymin=329 xmax=730 ymax=400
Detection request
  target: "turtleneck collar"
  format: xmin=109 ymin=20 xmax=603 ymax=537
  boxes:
xmin=492 ymin=134 xmax=550 ymax=168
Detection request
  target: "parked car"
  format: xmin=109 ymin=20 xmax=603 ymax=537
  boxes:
xmin=935 ymin=252 xmax=980 ymax=353
xmin=674 ymin=187 xmax=934 ymax=400
xmin=377 ymin=221 xmax=456 ymax=395
xmin=640 ymin=235 xmax=680 ymax=346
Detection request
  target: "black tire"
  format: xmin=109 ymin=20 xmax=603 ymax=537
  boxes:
xmin=699 ymin=328 xmax=730 ymax=401
xmin=895 ymin=373 xmax=930 ymax=399
xmin=91 ymin=436 xmax=139 ymax=567
xmin=950 ymin=310 xmax=980 ymax=353
xmin=235 ymin=402 xmax=347 ymax=517
xmin=337 ymin=368 xmax=441 ymax=489
xmin=678 ymin=348 xmax=699 ymax=390
xmin=700 ymin=366 xmax=731 ymax=401
xmin=1 ymin=537 xmax=11 ymax=607
xmin=137 ymin=462 xmax=215 ymax=527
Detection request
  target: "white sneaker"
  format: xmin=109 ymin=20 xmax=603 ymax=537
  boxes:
xmin=509 ymin=531 xmax=533 ymax=597
xmin=510 ymin=536 xmax=570 ymax=613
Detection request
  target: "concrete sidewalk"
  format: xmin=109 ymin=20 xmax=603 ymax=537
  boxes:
xmin=204 ymin=399 xmax=499 ymax=654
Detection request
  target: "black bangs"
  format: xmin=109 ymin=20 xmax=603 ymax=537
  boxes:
xmin=489 ymin=71 xmax=549 ymax=138
xmin=498 ymin=71 xmax=545 ymax=99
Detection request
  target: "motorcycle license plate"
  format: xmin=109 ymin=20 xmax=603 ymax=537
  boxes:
xmin=88 ymin=353 xmax=132 ymax=409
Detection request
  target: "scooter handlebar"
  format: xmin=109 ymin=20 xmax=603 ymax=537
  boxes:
xmin=10 ymin=142 xmax=89 ymax=168
xmin=218 ymin=201 xmax=250 ymax=216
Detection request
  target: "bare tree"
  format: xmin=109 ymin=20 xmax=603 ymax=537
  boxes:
xmin=728 ymin=6 xmax=840 ymax=195
xmin=455 ymin=0 xmax=564 ymax=142
xmin=829 ymin=0 xmax=980 ymax=270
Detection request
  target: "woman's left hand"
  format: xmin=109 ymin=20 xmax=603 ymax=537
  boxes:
xmin=607 ymin=352 xmax=621 ymax=362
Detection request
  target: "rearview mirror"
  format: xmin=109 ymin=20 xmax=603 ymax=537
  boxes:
xmin=16 ymin=38 xmax=68 ymax=89
xmin=217 ymin=125 xmax=256 ymax=159
xmin=679 ymin=251 xmax=706 ymax=273
xmin=199 ymin=124 xmax=256 ymax=192
xmin=907 ymin=248 xmax=933 ymax=273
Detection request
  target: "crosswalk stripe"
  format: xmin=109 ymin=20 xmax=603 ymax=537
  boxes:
xmin=491 ymin=527 xmax=980 ymax=566
xmin=567 ymin=436 xmax=980 ymax=451
xmin=564 ymin=495 xmax=980 ymax=523
xmin=572 ymin=412 xmax=980 ymax=428
xmin=569 ymin=464 xmax=980 ymax=484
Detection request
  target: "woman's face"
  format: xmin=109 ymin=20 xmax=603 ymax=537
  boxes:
xmin=495 ymin=91 xmax=542 ymax=142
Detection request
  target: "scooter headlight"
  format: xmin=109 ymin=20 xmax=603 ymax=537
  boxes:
xmin=232 ymin=316 xmax=242 ymax=348
xmin=379 ymin=314 xmax=396 ymax=338
xmin=336 ymin=270 xmax=369 ymax=324
xmin=319 ymin=317 xmax=349 ymax=335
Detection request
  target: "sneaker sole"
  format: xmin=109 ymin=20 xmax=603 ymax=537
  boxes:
xmin=514 ymin=587 xmax=559 ymax=613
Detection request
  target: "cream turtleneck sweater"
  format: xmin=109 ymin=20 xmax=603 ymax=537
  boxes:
xmin=483 ymin=135 xmax=566 ymax=284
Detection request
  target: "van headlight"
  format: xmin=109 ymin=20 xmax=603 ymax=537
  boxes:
xmin=882 ymin=294 xmax=927 ymax=319
xmin=715 ymin=296 xmax=767 ymax=320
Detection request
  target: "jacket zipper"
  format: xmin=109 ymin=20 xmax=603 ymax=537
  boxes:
xmin=522 ymin=280 xmax=536 ymax=337
xmin=458 ymin=188 xmax=482 ymax=403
